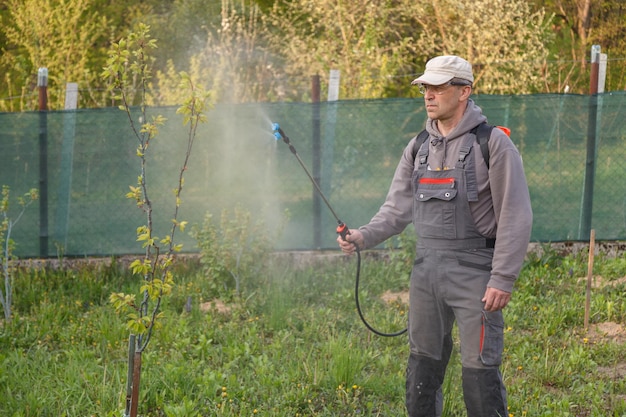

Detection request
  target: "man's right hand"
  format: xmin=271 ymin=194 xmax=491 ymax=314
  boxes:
xmin=337 ymin=229 xmax=364 ymax=255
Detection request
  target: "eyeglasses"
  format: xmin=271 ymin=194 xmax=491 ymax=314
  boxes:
xmin=417 ymin=81 xmax=472 ymax=95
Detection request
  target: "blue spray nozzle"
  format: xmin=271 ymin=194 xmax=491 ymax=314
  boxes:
xmin=272 ymin=122 xmax=282 ymax=141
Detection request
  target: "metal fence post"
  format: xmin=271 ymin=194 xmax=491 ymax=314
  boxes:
xmin=579 ymin=46 xmax=601 ymax=240
xmin=55 ymin=82 xmax=79 ymax=251
xmin=312 ymin=75 xmax=321 ymax=248
xmin=37 ymin=68 xmax=49 ymax=257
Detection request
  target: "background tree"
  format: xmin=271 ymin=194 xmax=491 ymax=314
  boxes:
xmin=589 ymin=0 xmax=626 ymax=90
xmin=405 ymin=0 xmax=553 ymax=94
xmin=262 ymin=0 xmax=418 ymax=100
xmin=253 ymin=0 xmax=555 ymax=98
xmin=532 ymin=0 xmax=626 ymax=92
xmin=1 ymin=0 xmax=626 ymax=107
xmin=138 ymin=0 xmax=223 ymax=77
xmin=0 ymin=0 xmax=108 ymax=110
xmin=150 ymin=0 xmax=281 ymax=104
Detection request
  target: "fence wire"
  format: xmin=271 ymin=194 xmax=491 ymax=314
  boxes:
xmin=1 ymin=93 xmax=625 ymax=257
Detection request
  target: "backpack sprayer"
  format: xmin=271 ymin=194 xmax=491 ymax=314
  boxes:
xmin=272 ymin=122 xmax=407 ymax=337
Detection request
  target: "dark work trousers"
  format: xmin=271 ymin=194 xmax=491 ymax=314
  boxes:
xmin=406 ymin=134 xmax=508 ymax=417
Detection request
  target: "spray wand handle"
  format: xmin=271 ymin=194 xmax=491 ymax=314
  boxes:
xmin=336 ymin=221 xmax=350 ymax=241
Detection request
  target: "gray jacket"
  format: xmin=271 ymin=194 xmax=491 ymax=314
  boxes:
xmin=359 ymin=99 xmax=533 ymax=293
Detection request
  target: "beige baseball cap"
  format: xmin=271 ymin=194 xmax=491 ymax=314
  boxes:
xmin=411 ymin=55 xmax=474 ymax=85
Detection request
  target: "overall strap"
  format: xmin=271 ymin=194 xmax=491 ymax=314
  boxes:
xmin=412 ymin=129 xmax=430 ymax=167
xmin=457 ymin=133 xmax=480 ymax=202
xmin=412 ymin=122 xmax=494 ymax=172
xmin=475 ymin=123 xmax=494 ymax=169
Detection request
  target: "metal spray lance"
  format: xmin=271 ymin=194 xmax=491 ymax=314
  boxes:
xmin=272 ymin=123 xmax=349 ymax=240
xmin=272 ymin=122 xmax=406 ymax=337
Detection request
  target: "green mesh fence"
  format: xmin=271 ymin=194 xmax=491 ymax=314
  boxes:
xmin=1 ymin=93 xmax=626 ymax=258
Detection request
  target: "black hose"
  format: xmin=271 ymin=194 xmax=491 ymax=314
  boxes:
xmin=273 ymin=123 xmax=406 ymax=337
xmin=353 ymin=246 xmax=407 ymax=337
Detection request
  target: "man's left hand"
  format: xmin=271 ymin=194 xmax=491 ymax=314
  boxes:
xmin=482 ymin=287 xmax=511 ymax=312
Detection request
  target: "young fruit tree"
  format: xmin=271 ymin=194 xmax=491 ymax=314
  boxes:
xmin=101 ymin=23 xmax=213 ymax=417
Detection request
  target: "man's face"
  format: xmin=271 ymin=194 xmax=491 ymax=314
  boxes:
xmin=419 ymin=82 xmax=470 ymax=122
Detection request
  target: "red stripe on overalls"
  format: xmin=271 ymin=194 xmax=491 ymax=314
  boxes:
xmin=479 ymin=313 xmax=485 ymax=354
xmin=418 ymin=178 xmax=455 ymax=184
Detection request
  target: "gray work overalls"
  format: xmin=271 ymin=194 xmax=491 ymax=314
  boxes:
xmin=405 ymin=133 xmax=508 ymax=417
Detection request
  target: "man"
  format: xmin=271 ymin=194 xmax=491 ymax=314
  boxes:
xmin=337 ymin=55 xmax=532 ymax=416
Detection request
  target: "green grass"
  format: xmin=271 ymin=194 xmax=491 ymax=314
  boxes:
xmin=2 ymin=246 xmax=626 ymax=416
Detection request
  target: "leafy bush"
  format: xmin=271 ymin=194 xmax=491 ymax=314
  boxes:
xmin=191 ymin=205 xmax=287 ymax=298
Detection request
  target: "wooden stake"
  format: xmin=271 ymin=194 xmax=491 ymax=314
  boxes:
xmin=130 ymin=351 xmax=142 ymax=417
xmin=584 ymin=229 xmax=595 ymax=331
xmin=123 ymin=335 xmax=135 ymax=417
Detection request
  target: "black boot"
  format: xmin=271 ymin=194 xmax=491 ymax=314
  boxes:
xmin=461 ymin=367 xmax=508 ymax=417
xmin=406 ymin=335 xmax=452 ymax=417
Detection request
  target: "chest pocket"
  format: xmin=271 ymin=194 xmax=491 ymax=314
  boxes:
xmin=415 ymin=177 xmax=457 ymax=202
